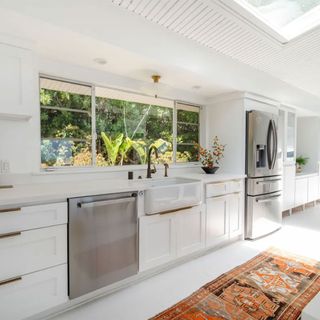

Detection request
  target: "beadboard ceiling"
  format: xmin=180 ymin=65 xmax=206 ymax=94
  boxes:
xmin=111 ymin=0 xmax=320 ymax=98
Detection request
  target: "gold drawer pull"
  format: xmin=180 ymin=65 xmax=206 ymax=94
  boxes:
xmin=159 ymin=205 xmax=195 ymax=215
xmin=0 ymin=276 xmax=22 ymax=287
xmin=0 ymin=208 xmax=21 ymax=214
xmin=0 ymin=231 xmax=21 ymax=239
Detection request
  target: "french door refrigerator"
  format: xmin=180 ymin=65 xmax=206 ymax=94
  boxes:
xmin=245 ymin=110 xmax=282 ymax=239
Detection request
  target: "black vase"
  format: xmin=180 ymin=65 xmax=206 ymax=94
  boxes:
xmin=202 ymin=166 xmax=219 ymax=174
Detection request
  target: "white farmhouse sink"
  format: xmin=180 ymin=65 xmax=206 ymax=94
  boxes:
xmin=143 ymin=177 xmax=201 ymax=215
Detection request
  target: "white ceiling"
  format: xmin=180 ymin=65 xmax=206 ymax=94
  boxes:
xmin=0 ymin=0 xmax=320 ymax=114
xmin=112 ymin=0 xmax=320 ymax=98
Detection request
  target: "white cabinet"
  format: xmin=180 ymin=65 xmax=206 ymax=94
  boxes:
xmin=139 ymin=205 xmax=204 ymax=271
xmin=0 ymin=202 xmax=68 ymax=319
xmin=280 ymin=106 xmax=296 ymax=164
xmin=176 ymin=206 xmax=205 ymax=257
xmin=206 ymin=192 xmax=243 ymax=248
xmin=0 ymin=43 xmax=35 ymax=115
xmin=229 ymin=192 xmax=243 ymax=238
xmin=308 ymin=176 xmax=319 ymax=202
xmin=295 ymin=178 xmax=308 ymax=206
xmin=283 ymin=164 xmax=296 ymax=211
xmin=205 ymin=179 xmax=244 ymax=248
xmin=0 ymin=264 xmax=68 ymax=320
xmin=206 ymin=196 xmax=229 ymax=247
xmin=139 ymin=213 xmax=176 ymax=271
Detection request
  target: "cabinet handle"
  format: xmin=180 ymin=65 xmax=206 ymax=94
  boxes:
xmin=0 ymin=276 xmax=22 ymax=287
xmin=159 ymin=205 xmax=197 ymax=215
xmin=0 ymin=231 xmax=21 ymax=239
xmin=0 ymin=208 xmax=21 ymax=214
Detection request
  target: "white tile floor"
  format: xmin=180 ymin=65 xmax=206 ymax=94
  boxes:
xmin=51 ymin=206 xmax=320 ymax=320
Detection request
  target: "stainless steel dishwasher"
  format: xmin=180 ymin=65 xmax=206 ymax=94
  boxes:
xmin=68 ymin=192 xmax=138 ymax=299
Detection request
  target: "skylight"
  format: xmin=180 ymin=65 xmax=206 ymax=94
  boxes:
xmin=232 ymin=0 xmax=320 ymax=42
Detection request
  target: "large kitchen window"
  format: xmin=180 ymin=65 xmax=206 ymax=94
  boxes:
xmin=40 ymin=76 xmax=200 ymax=169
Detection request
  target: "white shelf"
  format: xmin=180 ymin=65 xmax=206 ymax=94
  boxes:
xmin=0 ymin=112 xmax=32 ymax=121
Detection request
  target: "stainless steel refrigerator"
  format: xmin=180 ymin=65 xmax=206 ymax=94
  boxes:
xmin=245 ymin=110 xmax=282 ymax=239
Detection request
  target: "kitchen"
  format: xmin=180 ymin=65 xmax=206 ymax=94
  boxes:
xmin=1 ymin=1 xmax=320 ymax=320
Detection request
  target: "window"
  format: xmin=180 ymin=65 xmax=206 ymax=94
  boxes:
xmin=40 ymin=77 xmax=200 ymax=169
xmin=40 ymin=78 xmax=92 ymax=167
xmin=176 ymin=102 xmax=200 ymax=163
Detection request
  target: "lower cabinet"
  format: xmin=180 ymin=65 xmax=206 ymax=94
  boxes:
xmin=206 ymin=196 xmax=229 ymax=247
xmin=0 ymin=264 xmax=68 ymax=320
xmin=295 ymin=178 xmax=309 ymax=206
xmin=0 ymin=202 xmax=68 ymax=320
xmin=283 ymin=164 xmax=296 ymax=211
xmin=308 ymin=176 xmax=319 ymax=202
xmin=206 ymin=193 xmax=243 ymax=248
xmin=139 ymin=205 xmax=204 ymax=271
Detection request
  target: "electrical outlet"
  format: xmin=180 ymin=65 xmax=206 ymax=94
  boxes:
xmin=0 ymin=160 xmax=10 ymax=174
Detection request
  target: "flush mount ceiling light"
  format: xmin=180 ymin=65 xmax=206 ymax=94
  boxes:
xmin=151 ymin=74 xmax=161 ymax=98
xmin=93 ymin=58 xmax=108 ymax=65
xmin=224 ymin=0 xmax=320 ymax=43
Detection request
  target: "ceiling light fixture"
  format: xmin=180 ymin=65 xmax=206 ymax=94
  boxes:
xmin=151 ymin=74 xmax=161 ymax=98
xmin=93 ymin=58 xmax=108 ymax=65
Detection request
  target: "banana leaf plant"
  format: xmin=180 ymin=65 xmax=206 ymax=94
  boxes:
xmin=101 ymin=132 xmax=123 ymax=165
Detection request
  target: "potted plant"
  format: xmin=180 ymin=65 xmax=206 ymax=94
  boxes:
xmin=296 ymin=155 xmax=309 ymax=173
xmin=195 ymin=136 xmax=225 ymax=174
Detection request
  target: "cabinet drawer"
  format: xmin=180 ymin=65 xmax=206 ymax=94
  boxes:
xmin=206 ymin=182 xmax=227 ymax=198
xmin=227 ymin=180 xmax=242 ymax=193
xmin=0 ymin=202 xmax=67 ymax=234
xmin=0 ymin=225 xmax=67 ymax=281
xmin=0 ymin=264 xmax=68 ymax=320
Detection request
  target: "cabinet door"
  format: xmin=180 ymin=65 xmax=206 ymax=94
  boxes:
xmin=0 ymin=264 xmax=68 ymax=320
xmin=206 ymin=196 xmax=229 ymax=247
xmin=229 ymin=193 xmax=243 ymax=238
xmin=139 ymin=214 xmax=176 ymax=271
xmin=286 ymin=111 xmax=296 ymax=162
xmin=308 ymin=176 xmax=319 ymax=202
xmin=176 ymin=206 xmax=205 ymax=258
xmin=295 ymin=178 xmax=308 ymax=206
xmin=283 ymin=164 xmax=296 ymax=210
xmin=0 ymin=44 xmax=34 ymax=114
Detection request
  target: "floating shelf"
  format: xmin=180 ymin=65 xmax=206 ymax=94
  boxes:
xmin=0 ymin=112 xmax=32 ymax=122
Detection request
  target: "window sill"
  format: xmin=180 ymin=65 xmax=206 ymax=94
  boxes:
xmin=34 ymin=162 xmax=202 ymax=176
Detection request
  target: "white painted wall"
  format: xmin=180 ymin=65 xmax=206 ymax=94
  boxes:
xmin=206 ymin=97 xmax=246 ymax=174
xmin=296 ymin=117 xmax=320 ymax=173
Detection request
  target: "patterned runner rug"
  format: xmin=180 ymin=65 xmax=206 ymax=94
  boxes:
xmin=151 ymin=248 xmax=320 ymax=320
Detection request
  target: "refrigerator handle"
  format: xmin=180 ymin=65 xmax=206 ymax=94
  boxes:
xmin=267 ymin=120 xmax=273 ymax=169
xmin=271 ymin=120 xmax=278 ymax=169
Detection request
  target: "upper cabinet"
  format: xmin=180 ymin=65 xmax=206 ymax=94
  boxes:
xmin=279 ymin=106 xmax=296 ymax=164
xmin=0 ymin=43 xmax=35 ymax=117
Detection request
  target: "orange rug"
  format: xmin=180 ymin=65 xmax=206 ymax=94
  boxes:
xmin=151 ymin=248 xmax=320 ymax=320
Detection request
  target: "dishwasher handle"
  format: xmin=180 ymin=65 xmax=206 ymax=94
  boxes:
xmin=78 ymin=194 xmax=137 ymax=208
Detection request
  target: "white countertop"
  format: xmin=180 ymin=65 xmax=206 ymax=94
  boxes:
xmin=296 ymin=172 xmax=319 ymax=179
xmin=0 ymin=173 xmax=246 ymax=208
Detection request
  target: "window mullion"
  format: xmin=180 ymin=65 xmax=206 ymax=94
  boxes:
xmin=173 ymin=101 xmax=177 ymax=164
xmin=91 ymin=85 xmax=97 ymax=167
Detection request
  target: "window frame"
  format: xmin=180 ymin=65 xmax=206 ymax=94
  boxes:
xmin=39 ymin=75 xmax=203 ymax=171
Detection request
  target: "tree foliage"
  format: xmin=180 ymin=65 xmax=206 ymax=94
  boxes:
xmin=40 ymin=87 xmax=199 ymax=167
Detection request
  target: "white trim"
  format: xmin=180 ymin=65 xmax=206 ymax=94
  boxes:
xmin=36 ymin=162 xmax=202 ymax=176
xmin=0 ymin=112 xmax=32 ymax=121
xmin=91 ymin=85 xmax=96 ymax=167
xmin=207 ymin=91 xmax=279 ymax=107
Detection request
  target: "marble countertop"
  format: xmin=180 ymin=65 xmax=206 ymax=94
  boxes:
xmin=0 ymin=173 xmax=246 ymax=208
